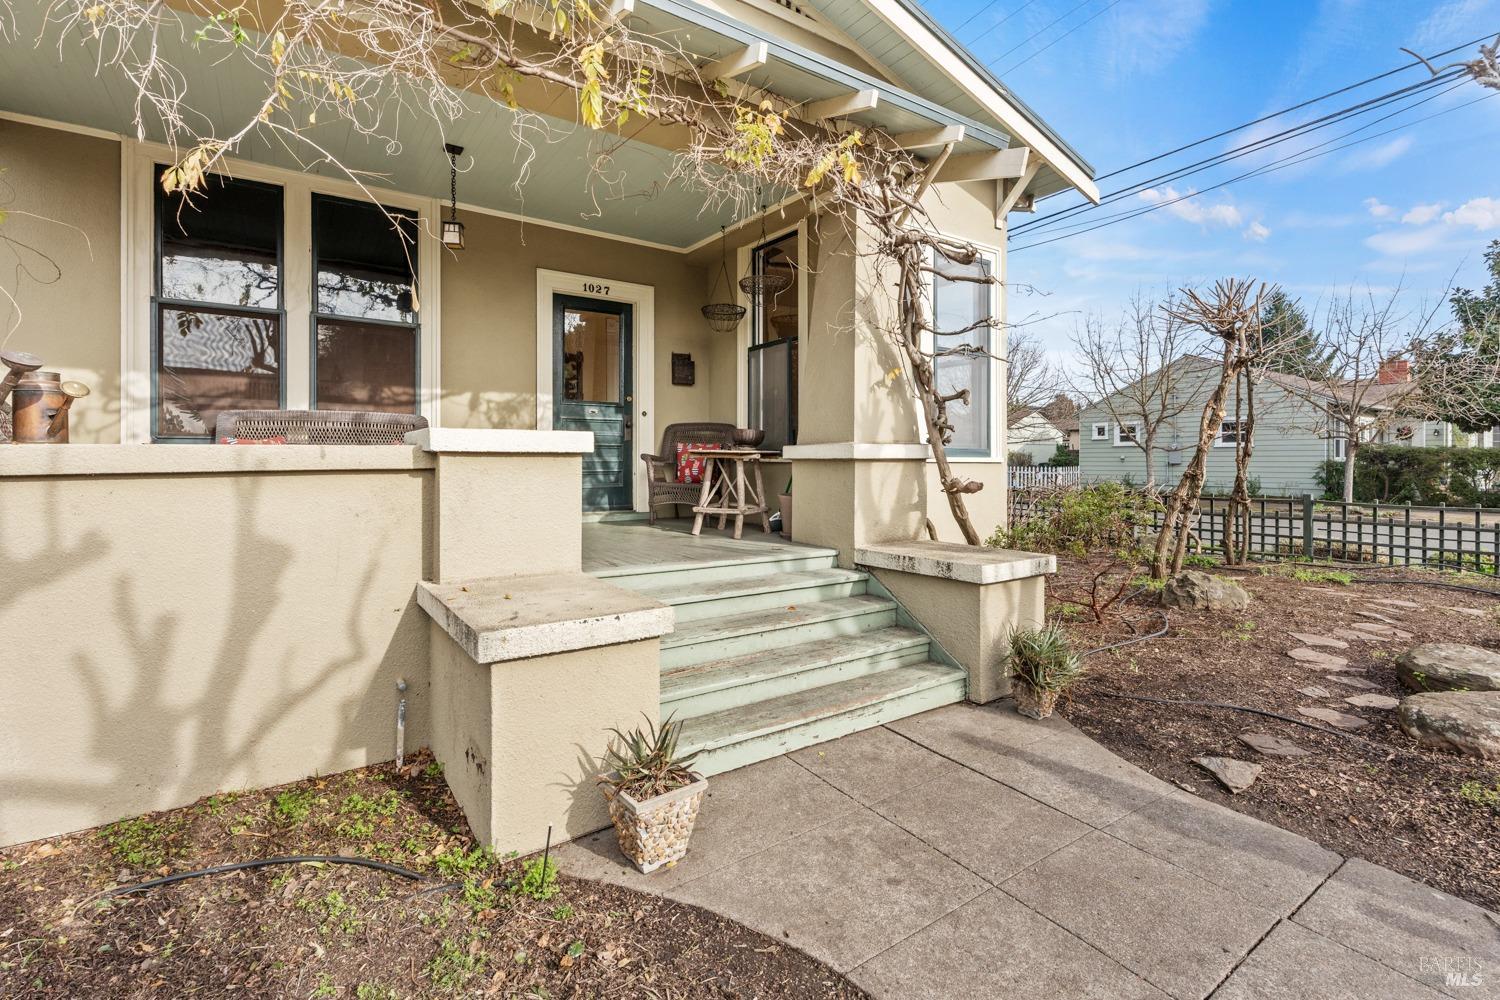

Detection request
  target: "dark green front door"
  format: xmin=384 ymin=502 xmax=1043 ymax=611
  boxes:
xmin=553 ymin=293 xmax=634 ymax=511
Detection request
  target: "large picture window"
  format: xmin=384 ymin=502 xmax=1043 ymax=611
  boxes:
xmin=932 ymin=250 xmax=993 ymax=456
xmin=746 ymin=232 xmax=799 ymax=451
xmin=153 ymin=172 xmax=284 ymax=440
xmin=312 ymin=196 xmax=420 ymax=413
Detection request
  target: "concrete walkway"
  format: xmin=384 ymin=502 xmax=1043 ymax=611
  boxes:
xmin=559 ymin=702 xmax=1500 ymax=999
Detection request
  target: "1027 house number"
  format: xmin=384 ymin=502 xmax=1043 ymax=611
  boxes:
xmin=581 ymin=282 xmax=611 ymax=295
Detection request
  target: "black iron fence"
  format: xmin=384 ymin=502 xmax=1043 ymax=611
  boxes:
xmin=1009 ymin=490 xmax=1500 ymax=575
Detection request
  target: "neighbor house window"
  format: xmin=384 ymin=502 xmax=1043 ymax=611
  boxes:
xmin=1115 ymin=422 xmax=1140 ymax=446
xmin=746 ymin=232 xmax=798 ymax=450
xmin=932 ymin=250 xmax=994 ymax=455
xmin=312 ymin=195 xmax=420 ymax=413
xmin=154 ymin=172 xmax=284 ymax=440
xmin=1216 ymin=420 xmax=1245 ymax=447
xmin=1091 ymin=423 xmax=1109 ymax=441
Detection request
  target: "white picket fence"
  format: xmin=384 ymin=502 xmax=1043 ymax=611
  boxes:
xmin=1009 ymin=465 xmax=1082 ymax=489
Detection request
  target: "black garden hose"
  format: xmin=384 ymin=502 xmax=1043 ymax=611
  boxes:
xmin=104 ymin=854 xmax=442 ymax=898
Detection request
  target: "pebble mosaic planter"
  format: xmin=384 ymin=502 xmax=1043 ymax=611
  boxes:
xmin=602 ymin=774 xmax=708 ymax=874
xmin=1013 ymin=684 xmax=1059 ymax=720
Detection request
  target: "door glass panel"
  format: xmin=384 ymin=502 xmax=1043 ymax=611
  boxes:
xmin=562 ymin=308 xmax=622 ymax=403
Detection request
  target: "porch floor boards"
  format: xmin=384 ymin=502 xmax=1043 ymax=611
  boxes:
xmin=582 ymin=518 xmax=833 ymax=577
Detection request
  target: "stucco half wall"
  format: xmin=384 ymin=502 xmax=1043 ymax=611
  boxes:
xmin=0 ymin=447 xmax=434 ymax=846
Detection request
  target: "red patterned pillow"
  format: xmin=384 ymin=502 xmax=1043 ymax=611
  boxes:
xmin=676 ymin=442 xmax=722 ymax=484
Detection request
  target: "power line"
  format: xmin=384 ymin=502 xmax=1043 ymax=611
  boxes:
xmin=1012 ymin=69 xmax=1466 ymax=235
xmin=996 ymin=0 xmax=1125 ymax=76
xmin=952 ymin=0 xmax=1008 ymax=34
xmin=984 ymin=0 xmax=1100 ymax=68
xmin=962 ymin=0 xmax=1048 ymax=47
xmin=1011 ymin=81 xmax=1490 ymax=252
xmin=1015 ymin=77 xmax=1471 ymax=244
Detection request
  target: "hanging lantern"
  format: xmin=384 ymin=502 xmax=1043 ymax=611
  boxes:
xmin=737 ymin=203 xmax=792 ymax=300
xmin=701 ymin=225 xmax=747 ymax=334
xmin=441 ymin=143 xmax=466 ymax=250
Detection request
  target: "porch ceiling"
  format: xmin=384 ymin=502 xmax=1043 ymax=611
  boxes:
xmin=2 ymin=0 xmax=1018 ymax=250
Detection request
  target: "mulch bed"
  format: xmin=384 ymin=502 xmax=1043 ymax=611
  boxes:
xmin=0 ymin=751 xmax=865 ymax=999
xmin=1050 ymin=557 xmax=1500 ymax=913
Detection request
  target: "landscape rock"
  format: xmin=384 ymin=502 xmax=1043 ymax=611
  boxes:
xmin=1333 ymin=629 xmax=1381 ymax=643
xmin=1161 ymin=571 xmax=1251 ymax=612
xmin=1297 ymin=685 xmax=1333 ymax=699
xmin=1238 ymin=732 xmax=1311 ymax=757
xmin=1193 ymin=755 xmax=1263 ymax=793
xmin=1328 ymin=675 xmax=1380 ymax=690
xmin=1297 ymin=705 xmax=1370 ymax=730
xmin=1397 ymin=692 xmax=1500 ymax=759
xmin=1371 ymin=599 xmax=1421 ymax=610
xmin=1347 ymin=621 xmax=1413 ymax=640
xmin=1344 ymin=694 xmax=1399 ymax=710
xmin=1287 ymin=647 xmax=1350 ymax=669
xmin=1356 ymin=609 xmax=1404 ymax=625
xmin=1289 ymin=632 xmax=1349 ymax=650
xmin=1395 ymin=643 xmax=1500 ymax=694
xmin=1450 ymin=607 xmax=1488 ymax=618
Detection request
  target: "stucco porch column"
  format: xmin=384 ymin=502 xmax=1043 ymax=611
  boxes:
xmin=785 ymin=210 xmax=930 ymax=566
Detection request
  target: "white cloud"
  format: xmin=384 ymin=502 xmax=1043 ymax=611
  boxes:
xmin=1243 ymin=221 xmax=1271 ymax=242
xmin=1414 ymin=0 xmax=1496 ymax=50
xmin=1105 ymin=0 xmax=1213 ymax=77
xmin=1443 ymin=197 xmax=1500 ymax=230
xmin=1364 ymin=197 xmax=1393 ymax=219
xmin=1138 ymin=186 xmax=1242 ymax=227
xmin=1364 ymin=225 xmax=1451 ymax=257
xmin=1340 ymin=135 xmax=1414 ymax=173
xmin=1402 ymin=203 xmax=1443 ymax=225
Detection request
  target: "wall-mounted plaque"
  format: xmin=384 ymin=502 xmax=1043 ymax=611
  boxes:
xmin=671 ymin=352 xmax=695 ymax=386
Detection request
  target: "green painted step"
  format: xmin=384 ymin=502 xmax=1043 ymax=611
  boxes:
xmin=660 ymin=595 xmax=898 ymax=671
xmin=631 ymin=568 xmax=869 ymax=623
xmin=593 ymin=549 xmax=839 ymax=589
xmin=679 ymin=661 xmax=967 ymax=777
xmin=662 ymin=626 xmax=932 ymax=718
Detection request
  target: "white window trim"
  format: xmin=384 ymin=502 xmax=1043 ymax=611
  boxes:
xmin=121 ymin=139 xmax=442 ymax=444
xmin=1090 ymin=422 xmax=1109 ymax=441
xmin=1213 ymin=419 xmax=1242 ymax=448
xmin=734 ymin=220 xmax=807 ymax=432
xmin=1114 ymin=421 xmax=1141 ymax=447
xmin=535 ymin=268 xmax=656 ymax=513
xmin=922 ymin=236 xmax=1003 ymax=463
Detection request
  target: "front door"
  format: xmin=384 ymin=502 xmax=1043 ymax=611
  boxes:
xmin=553 ymin=294 xmax=634 ymax=511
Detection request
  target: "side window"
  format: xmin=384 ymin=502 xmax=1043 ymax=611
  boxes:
xmin=932 ymin=251 xmax=993 ymax=455
xmin=154 ymin=171 xmax=283 ymax=440
xmin=312 ymin=195 xmax=420 ymax=413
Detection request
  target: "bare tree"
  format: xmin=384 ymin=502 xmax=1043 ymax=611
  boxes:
xmin=1151 ymin=279 xmax=1269 ymax=579
xmin=1006 ymin=329 xmax=1064 ymax=413
xmin=1071 ymin=291 xmax=1196 ymax=488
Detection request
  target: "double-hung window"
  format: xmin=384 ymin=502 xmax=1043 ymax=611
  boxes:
xmin=931 ymin=250 xmax=995 ymax=456
xmin=154 ymin=172 xmax=284 ymax=440
xmin=1216 ymin=420 xmax=1245 ymax=447
xmin=746 ymin=232 xmax=799 ymax=450
xmin=312 ymin=195 xmax=420 ymax=413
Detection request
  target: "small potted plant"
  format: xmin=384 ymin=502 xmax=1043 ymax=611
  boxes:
xmin=597 ymin=715 xmax=707 ymax=874
xmin=1007 ymin=624 xmax=1084 ymax=720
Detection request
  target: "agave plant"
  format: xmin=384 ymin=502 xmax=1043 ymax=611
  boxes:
xmin=1007 ymin=624 xmax=1084 ymax=694
xmin=599 ymin=715 xmax=701 ymax=800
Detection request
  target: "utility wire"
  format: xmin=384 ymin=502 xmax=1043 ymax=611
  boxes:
xmin=984 ymin=0 xmax=1100 ymax=67
xmin=1011 ymin=82 xmax=1492 ymax=252
xmin=997 ymin=0 xmax=1125 ymax=77
xmin=962 ymin=0 xmax=1053 ymax=48
xmin=1012 ymin=69 xmax=1466 ymax=235
xmin=952 ymin=0 xmax=1008 ymax=34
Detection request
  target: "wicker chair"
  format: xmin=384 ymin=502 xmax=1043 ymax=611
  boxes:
xmin=215 ymin=409 xmax=428 ymax=445
xmin=642 ymin=422 xmax=737 ymax=524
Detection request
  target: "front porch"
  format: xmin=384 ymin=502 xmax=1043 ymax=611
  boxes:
xmin=583 ymin=519 xmax=968 ymax=774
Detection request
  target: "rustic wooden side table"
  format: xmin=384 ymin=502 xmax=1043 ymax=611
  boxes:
xmin=689 ymin=448 xmax=772 ymax=539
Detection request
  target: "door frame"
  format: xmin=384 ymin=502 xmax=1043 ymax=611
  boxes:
xmin=536 ymin=269 xmax=655 ymax=513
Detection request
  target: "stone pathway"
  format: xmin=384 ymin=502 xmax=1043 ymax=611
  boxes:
xmin=558 ymin=703 xmax=1500 ymax=999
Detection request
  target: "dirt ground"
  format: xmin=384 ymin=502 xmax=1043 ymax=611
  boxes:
xmin=0 ymin=751 xmax=865 ymax=999
xmin=1052 ymin=557 xmax=1500 ymax=912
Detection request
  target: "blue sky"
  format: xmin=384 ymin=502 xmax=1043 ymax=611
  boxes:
xmin=917 ymin=0 xmax=1500 ymax=372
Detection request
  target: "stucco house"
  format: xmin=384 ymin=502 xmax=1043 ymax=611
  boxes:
xmin=0 ymin=0 xmax=1095 ymax=855
xmin=1007 ymin=394 xmax=1078 ymax=464
xmin=1078 ymin=355 xmax=1496 ymax=494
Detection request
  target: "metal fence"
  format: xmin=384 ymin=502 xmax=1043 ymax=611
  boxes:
xmin=1009 ymin=489 xmax=1500 ymax=575
xmin=1009 ymin=465 xmax=1082 ymax=489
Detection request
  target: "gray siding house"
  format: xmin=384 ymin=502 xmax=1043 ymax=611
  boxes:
xmin=1078 ymin=356 xmax=1494 ymax=495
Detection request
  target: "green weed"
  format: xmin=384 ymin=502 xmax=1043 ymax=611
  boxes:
xmin=551 ymin=904 xmax=575 ymax=921
xmin=309 ymin=973 xmax=337 ymax=999
xmin=299 ymin=890 xmax=361 ymax=935
xmin=426 ymin=936 xmax=487 ymax=993
xmin=102 ymin=817 xmax=179 ymax=870
xmin=1459 ymin=780 xmax=1500 ymax=811
xmin=514 ymin=856 xmax=560 ymax=901
xmin=272 ymin=788 xmax=318 ymax=825
xmin=355 ymin=984 xmax=400 ymax=1000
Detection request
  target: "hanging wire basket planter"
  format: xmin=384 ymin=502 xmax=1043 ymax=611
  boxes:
xmin=701 ymin=225 xmax=747 ymax=333
xmin=737 ymin=201 xmax=792 ymax=299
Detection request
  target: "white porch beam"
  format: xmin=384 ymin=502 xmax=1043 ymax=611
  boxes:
xmin=701 ymin=42 xmax=769 ymax=81
xmin=888 ymin=124 xmax=965 ymax=150
xmin=803 ymin=89 xmax=880 ymax=121
xmin=935 ymin=146 xmax=1030 ymax=184
xmin=995 ymin=157 xmax=1042 ymax=224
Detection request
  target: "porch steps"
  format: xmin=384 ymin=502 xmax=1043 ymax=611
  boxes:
xmin=600 ymin=544 xmax=966 ymax=776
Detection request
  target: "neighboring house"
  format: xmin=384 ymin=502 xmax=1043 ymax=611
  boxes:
xmin=1007 ymin=393 xmax=1078 ymax=464
xmin=1078 ymin=356 xmax=1490 ymax=494
xmin=0 ymin=0 xmax=1094 ymax=852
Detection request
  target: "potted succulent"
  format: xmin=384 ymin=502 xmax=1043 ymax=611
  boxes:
xmin=597 ymin=715 xmax=707 ymax=874
xmin=1007 ymin=624 xmax=1084 ymax=720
